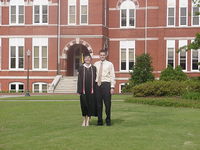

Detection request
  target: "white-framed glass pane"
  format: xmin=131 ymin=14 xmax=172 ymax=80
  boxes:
xmin=34 ymin=46 xmax=39 ymax=69
xmin=121 ymin=48 xmax=126 ymax=70
xmin=129 ymin=9 xmax=134 ymax=27
xmin=18 ymin=84 xmax=24 ymax=92
xmin=129 ymin=48 xmax=134 ymax=70
xmin=168 ymin=48 xmax=174 ymax=67
xmin=34 ymin=5 xmax=40 ymax=23
xmin=180 ymin=51 xmax=186 ymax=70
xmin=180 ymin=7 xmax=187 ymax=25
xmin=18 ymin=5 xmax=24 ymax=24
xmin=69 ymin=6 xmax=76 ymax=24
xmin=121 ymin=9 xmax=127 ymax=27
xmin=10 ymin=84 xmax=16 ymax=93
xmin=81 ymin=5 xmax=87 ymax=24
xmin=192 ymin=50 xmax=199 ymax=70
xmin=42 ymin=5 xmax=48 ymax=23
xmin=10 ymin=46 xmax=16 ymax=68
xmin=34 ymin=84 xmax=40 ymax=93
xmin=193 ymin=7 xmax=199 ymax=25
xmin=168 ymin=8 xmax=175 ymax=25
xmin=42 ymin=46 xmax=47 ymax=69
xmin=42 ymin=84 xmax=47 ymax=93
xmin=18 ymin=46 xmax=24 ymax=68
xmin=11 ymin=6 xmax=16 ymax=24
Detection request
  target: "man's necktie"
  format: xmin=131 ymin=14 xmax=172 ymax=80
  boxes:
xmin=97 ymin=62 xmax=103 ymax=86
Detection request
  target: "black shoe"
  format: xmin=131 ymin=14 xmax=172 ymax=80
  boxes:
xmin=106 ymin=120 xmax=111 ymax=126
xmin=97 ymin=120 xmax=103 ymax=126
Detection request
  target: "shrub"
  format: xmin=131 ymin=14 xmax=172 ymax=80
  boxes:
xmin=130 ymin=53 xmax=154 ymax=86
xmin=132 ymin=80 xmax=186 ymax=97
xmin=160 ymin=65 xmax=187 ymax=81
xmin=132 ymin=80 xmax=200 ymax=97
xmin=182 ymin=92 xmax=200 ymax=100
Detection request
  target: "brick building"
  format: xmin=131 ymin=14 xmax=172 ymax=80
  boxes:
xmin=0 ymin=0 xmax=199 ymax=93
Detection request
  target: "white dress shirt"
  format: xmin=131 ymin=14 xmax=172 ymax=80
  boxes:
xmin=94 ymin=60 xmax=116 ymax=88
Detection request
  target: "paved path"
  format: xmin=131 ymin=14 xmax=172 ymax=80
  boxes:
xmin=0 ymin=99 xmax=124 ymax=102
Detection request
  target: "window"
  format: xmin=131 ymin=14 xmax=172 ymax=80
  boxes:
xmin=167 ymin=40 xmax=175 ymax=68
xmin=119 ymin=83 xmax=126 ymax=94
xmin=191 ymin=50 xmax=200 ymax=71
xmin=9 ymin=82 xmax=24 ymax=93
xmin=179 ymin=0 xmax=188 ymax=26
xmin=9 ymin=38 xmax=24 ymax=70
xmin=10 ymin=0 xmax=25 ymax=25
xmin=178 ymin=40 xmax=187 ymax=71
xmin=80 ymin=0 xmax=88 ymax=24
xmin=68 ymin=0 xmax=76 ymax=25
xmin=167 ymin=0 xmax=176 ymax=26
xmin=0 ymin=4 xmax=2 ymax=25
xmin=33 ymin=0 xmax=48 ymax=24
xmin=120 ymin=0 xmax=136 ymax=28
xmin=192 ymin=1 xmax=200 ymax=26
xmin=33 ymin=82 xmax=48 ymax=93
xmin=120 ymin=41 xmax=135 ymax=72
xmin=33 ymin=38 xmax=48 ymax=70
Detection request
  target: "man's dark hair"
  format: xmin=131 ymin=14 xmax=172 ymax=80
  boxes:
xmin=84 ymin=53 xmax=92 ymax=58
xmin=99 ymin=49 xmax=108 ymax=55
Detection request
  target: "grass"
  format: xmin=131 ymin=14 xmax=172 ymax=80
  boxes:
xmin=1 ymin=101 xmax=200 ymax=150
xmin=0 ymin=94 xmax=132 ymax=100
xmin=126 ymin=97 xmax=200 ymax=109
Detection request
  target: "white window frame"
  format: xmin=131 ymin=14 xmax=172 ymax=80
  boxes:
xmin=120 ymin=41 xmax=135 ymax=72
xmin=80 ymin=0 xmax=88 ymax=25
xmin=9 ymin=0 xmax=25 ymax=25
xmin=167 ymin=0 xmax=176 ymax=27
xmin=0 ymin=3 xmax=2 ymax=25
xmin=0 ymin=38 xmax=1 ymax=70
xmin=166 ymin=40 xmax=175 ymax=68
xmin=32 ymin=82 xmax=48 ymax=93
xmin=9 ymin=82 xmax=24 ymax=93
xmin=68 ymin=0 xmax=77 ymax=25
xmin=192 ymin=1 xmax=200 ymax=26
xmin=179 ymin=0 xmax=188 ymax=26
xmin=120 ymin=0 xmax=136 ymax=28
xmin=32 ymin=38 xmax=48 ymax=71
xmin=191 ymin=49 xmax=200 ymax=72
xmin=33 ymin=0 xmax=49 ymax=25
xmin=119 ymin=83 xmax=126 ymax=94
xmin=9 ymin=38 xmax=25 ymax=70
xmin=178 ymin=40 xmax=188 ymax=71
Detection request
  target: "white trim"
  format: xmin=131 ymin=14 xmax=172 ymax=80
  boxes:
xmin=68 ymin=0 xmax=77 ymax=25
xmin=33 ymin=4 xmax=49 ymax=25
xmin=0 ymin=76 xmax=55 ymax=79
xmin=167 ymin=6 xmax=176 ymax=27
xmin=179 ymin=6 xmax=188 ymax=26
xmin=166 ymin=40 xmax=175 ymax=68
xmin=0 ymin=38 xmax=1 ymax=70
xmin=32 ymin=38 xmax=48 ymax=71
xmin=119 ymin=83 xmax=126 ymax=93
xmin=80 ymin=0 xmax=88 ymax=25
xmin=119 ymin=41 xmax=135 ymax=72
xmin=178 ymin=40 xmax=188 ymax=71
xmin=191 ymin=49 xmax=200 ymax=72
xmin=9 ymin=82 xmax=24 ymax=93
xmin=32 ymin=82 xmax=48 ymax=93
xmin=9 ymin=5 xmax=25 ymax=25
xmin=120 ymin=0 xmax=136 ymax=28
xmin=191 ymin=3 xmax=200 ymax=26
xmin=9 ymin=38 xmax=25 ymax=71
xmin=164 ymin=37 xmax=195 ymax=40
xmin=110 ymin=38 xmax=158 ymax=41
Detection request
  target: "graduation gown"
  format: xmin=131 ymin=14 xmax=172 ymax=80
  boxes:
xmin=77 ymin=64 xmax=97 ymax=117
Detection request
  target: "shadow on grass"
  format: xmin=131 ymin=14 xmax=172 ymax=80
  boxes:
xmin=89 ymin=118 xmax=125 ymax=126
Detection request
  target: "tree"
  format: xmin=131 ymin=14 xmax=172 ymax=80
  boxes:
xmin=129 ymin=54 xmax=154 ymax=85
xmin=179 ymin=0 xmax=200 ymax=52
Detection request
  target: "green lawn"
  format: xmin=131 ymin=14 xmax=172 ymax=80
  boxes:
xmin=0 ymin=101 xmax=200 ymax=150
xmin=0 ymin=94 xmax=131 ymax=100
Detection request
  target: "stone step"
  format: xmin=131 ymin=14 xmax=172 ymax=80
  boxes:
xmin=54 ymin=76 xmax=78 ymax=93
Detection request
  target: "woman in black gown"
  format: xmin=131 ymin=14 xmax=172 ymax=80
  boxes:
xmin=77 ymin=54 xmax=97 ymax=127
